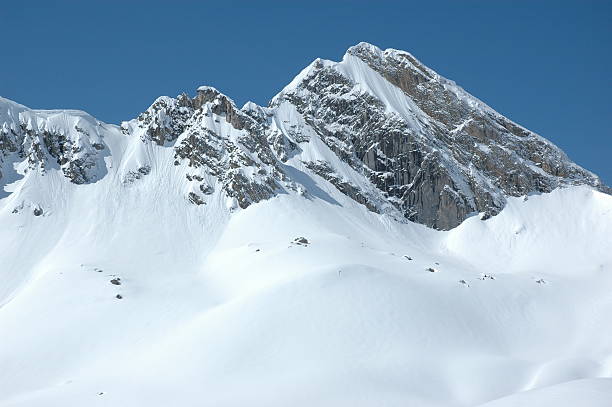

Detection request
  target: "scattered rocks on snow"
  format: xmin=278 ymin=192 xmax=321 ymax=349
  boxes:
xmin=459 ymin=279 xmax=469 ymax=287
xmin=33 ymin=206 xmax=43 ymax=216
xmin=536 ymin=278 xmax=547 ymax=284
xmin=110 ymin=278 xmax=121 ymax=286
xmin=426 ymin=267 xmax=438 ymax=273
xmin=404 ymin=255 xmax=413 ymax=260
xmin=479 ymin=273 xmax=495 ymax=280
xmin=115 ymin=294 xmax=123 ymax=299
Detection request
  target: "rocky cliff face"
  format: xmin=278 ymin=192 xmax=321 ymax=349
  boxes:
xmin=270 ymin=43 xmax=607 ymax=229
xmin=0 ymin=43 xmax=607 ymax=229
xmin=121 ymin=86 xmax=291 ymax=209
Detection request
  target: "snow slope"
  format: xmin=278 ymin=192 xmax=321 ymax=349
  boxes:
xmin=1 ymin=134 xmax=611 ymax=406
xmin=477 ymin=378 xmax=612 ymax=407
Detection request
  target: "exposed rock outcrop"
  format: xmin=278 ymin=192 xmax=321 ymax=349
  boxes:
xmin=270 ymin=43 xmax=607 ymax=229
xmin=0 ymin=98 xmax=108 ymax=184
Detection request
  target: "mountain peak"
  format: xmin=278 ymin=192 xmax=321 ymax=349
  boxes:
xmin=0 ymin=45 xmax=607 ymax=230
xmin=270 ymin=43 xmax=607 ymax=228
xmin=346 ymin=41 xmax=383 ymax=55
xmin=345 ymin=42 xmax=424 ymax=72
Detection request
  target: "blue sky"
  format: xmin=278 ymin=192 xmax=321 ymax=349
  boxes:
xmin=1 ymin=1 xmax=610 ymax=184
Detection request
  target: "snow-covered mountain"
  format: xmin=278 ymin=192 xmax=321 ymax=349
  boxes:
xmin=1 ymin=43 xmax=611 ymax=406
xmin=1 ymin=43 xmax=607 ymax=229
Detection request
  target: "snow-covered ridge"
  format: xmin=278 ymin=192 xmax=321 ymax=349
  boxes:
xmin=1 ymin=42 xmax=608 ymax=230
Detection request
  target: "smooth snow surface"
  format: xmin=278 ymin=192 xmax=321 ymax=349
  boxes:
xmin=1 ymin=133 xmax=611 ymax=407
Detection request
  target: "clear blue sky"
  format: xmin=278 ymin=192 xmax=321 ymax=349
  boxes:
xmin=1 ymin=1 xmax=610 ymax=184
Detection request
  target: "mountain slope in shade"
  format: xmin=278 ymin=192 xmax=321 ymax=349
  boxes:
xmin=0 ymin=43 xmax=611 ymax=406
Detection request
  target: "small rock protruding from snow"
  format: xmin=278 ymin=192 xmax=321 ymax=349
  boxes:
xmin=293 ymin=237 xmax=309 ymax=246
xmin=536 ymin=278 xmax=547 ymax=284
xmin=199 ymin=184 xmax=213 ymax=195
xmin=110 ymin=278 xmax=121 ymax=286
xmin=188 ymin=192 xmax=206 ymax=206
xmin=123 ymin=165 xmax=151 ymax=185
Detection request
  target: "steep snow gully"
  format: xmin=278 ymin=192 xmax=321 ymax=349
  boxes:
xmin=0 ymin=43 xmax=611 ymax=406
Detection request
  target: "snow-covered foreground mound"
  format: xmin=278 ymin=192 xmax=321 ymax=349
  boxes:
xmin=0 ymin=160 xmax=611 ymax=407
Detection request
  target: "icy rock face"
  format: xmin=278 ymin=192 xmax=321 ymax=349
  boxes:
xmin=133 ymin=87 xmax=287 ymax=209
xmin=270 ymin=43 xmax=606 ymax=229
xmin=0 ymin=98 xmax=107 ymax=184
